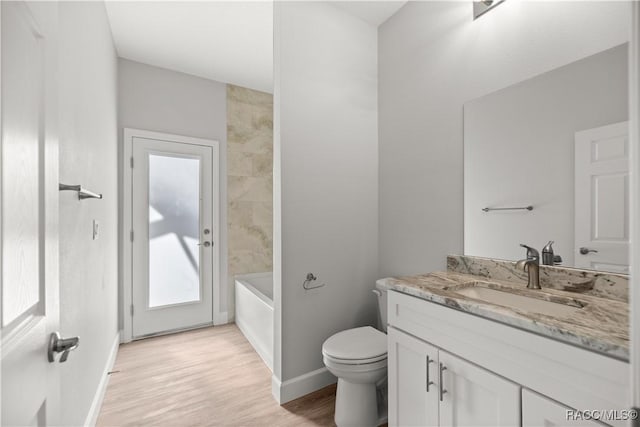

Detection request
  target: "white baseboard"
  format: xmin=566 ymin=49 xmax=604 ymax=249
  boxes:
xmin=272 ymin=375 xmax=282 ymax=403
xmin=214 ymin=311 xmax=229 ymax=325
xmin=271 ymin=367 xmax=337 ymax=404
xmin=84 ymin=332 xmax=120 ymax=427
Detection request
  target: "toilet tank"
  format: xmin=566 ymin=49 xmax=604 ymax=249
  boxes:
xmin=373 ymin=281 xmax=388 ymax=333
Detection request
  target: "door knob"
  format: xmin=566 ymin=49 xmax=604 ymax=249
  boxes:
xmin=48 ymin=332 xmax=79 ymax=363
xmin=198 ymin=241 xmax=211 ymax=247
xmin=579 ymin=247 xmax=598 ymax=255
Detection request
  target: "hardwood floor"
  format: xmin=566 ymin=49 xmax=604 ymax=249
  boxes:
xmin=97 ymin=324 xmax=338 ymax=426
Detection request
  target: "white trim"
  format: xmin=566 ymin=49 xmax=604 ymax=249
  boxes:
xmin=121 ymin=128 xmax=223 ymax=342
xmin=271 ymin=375 xmax=282 ymax=403
xmin=272 ymin=1 xmax=283 ymax=390
xmin=630 ymin=1 xmax=640 ymax=410
xmin=213 ymin=311 xmax=228 ymax=325
xmin=235 ymin=271 xmax=273 ymax=281
xmin=0 ymin=2 xmax=3 ymax=420
xmin=122 ymin=128 xmax=133 ymax=343
xmin=83 ymin=333 xmax=120 ymax=427
xmin=270 ymin=368 xmax=336 ymax=404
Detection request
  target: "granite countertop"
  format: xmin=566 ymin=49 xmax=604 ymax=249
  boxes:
xmin=378 ymin=271 xmax=629 ymax=361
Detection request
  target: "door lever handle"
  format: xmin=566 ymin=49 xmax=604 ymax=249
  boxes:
xmin=579 ymin=247 xmax=598 ymax=255
xmin=197 ymin=241 xmax=212 ymax=247
xmin=48 ymin=332 xmax=79 ymax=363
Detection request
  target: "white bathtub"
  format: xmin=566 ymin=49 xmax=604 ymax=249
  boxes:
xmin=235 ymin=272 xmax=273 ymax=371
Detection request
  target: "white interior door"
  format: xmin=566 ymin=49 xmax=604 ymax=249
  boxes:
xmin=1 ymin=1 xmax=61 ymax=425
xmin=131 ymin=136 xmax=218 ymax=338
xmin=574 ymin=122 xmax=629 ymax=273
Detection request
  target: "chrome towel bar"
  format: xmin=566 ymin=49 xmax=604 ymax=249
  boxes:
xmin=59 ymin=183 xmax=103 ymax=200
xmin=482 ymin=205 xmax=533 ymax=212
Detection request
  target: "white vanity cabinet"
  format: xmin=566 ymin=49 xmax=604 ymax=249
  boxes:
xmin=388 ymin=327 xmax=520 ymax=427
xmin=388 ymin=327 xmax=439 ymax=426
xmin=438 ymin=350 xmax=520 ymax=426
xmin=522 ymin=389 xmax=604 ymax=427
xmin=387 ymin=290 xmax=630 ymax=427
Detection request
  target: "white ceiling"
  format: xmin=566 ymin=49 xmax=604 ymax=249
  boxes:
xmin=105 ymin=1 xmax=406 ymax=94
xmin=332 ymin=1 xmax=407 ymax=27
xmin=105 ymin=1 xmax=274 ymax=93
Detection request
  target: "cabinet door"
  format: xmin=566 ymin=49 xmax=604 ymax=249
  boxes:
xmin=388 ymin=327 xmax=439 ymax=427
xmin=523 ymin=389 xmax=605 ymax=427
xmin=439 ymin=350 xmax=520 ymax=427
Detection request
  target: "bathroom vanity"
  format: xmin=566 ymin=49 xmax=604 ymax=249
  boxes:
xmin=380 ymin=256 xmax=630 ymax=427
xmin=379 ymin=22 xmax=633 ymax=427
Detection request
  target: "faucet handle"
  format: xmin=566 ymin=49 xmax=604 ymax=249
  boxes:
xmin=519 ymin=244 xmax=540 ymax=261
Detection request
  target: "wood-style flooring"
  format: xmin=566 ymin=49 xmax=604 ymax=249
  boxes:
xmin=97 ymin=324 xmax=337 ymax=427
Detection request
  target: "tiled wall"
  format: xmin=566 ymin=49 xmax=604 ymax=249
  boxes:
xmin=227 ymin=85 xmax=273 ymax=317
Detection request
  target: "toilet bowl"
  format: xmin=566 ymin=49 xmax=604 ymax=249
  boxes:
xmin=323 ymin=326 xmax=387 ymax=427
xmin=322 ymin=284 xmax=388 ymax=427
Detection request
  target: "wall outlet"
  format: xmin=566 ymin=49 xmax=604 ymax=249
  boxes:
xmin=93 ymin=220 xmax=99 ymax=240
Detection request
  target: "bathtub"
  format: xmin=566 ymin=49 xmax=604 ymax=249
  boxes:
xmin=235 ymin=272 xmax=273 ymax=371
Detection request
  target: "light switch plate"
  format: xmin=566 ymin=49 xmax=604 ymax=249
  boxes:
xmin=93 ymin=220 xmax=99 ymax=240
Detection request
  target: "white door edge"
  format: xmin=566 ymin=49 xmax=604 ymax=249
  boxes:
xmin=121 ymin=128 xmax=222 ymax=343
xmin=630 ymin=1 xmax=640 ymax=412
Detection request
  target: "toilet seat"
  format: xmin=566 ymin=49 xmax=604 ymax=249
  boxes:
xmin=324 ymin=352 xmax=387 ymax=366
xmin=322 ymin=326 xmax=387 ymax=365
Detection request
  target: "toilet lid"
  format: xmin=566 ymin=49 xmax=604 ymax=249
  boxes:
xmin=322 ymin=326 xmax=387 ymax=361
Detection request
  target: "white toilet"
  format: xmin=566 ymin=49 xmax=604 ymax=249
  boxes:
xmin=322 ymin=284 xmax=388 ymax=427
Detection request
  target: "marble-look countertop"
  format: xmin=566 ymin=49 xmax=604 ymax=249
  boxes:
xmin=447 ymin=254 xmax=629 ymax=302
xmin=378 ymin=271 xmax=629 ymax=361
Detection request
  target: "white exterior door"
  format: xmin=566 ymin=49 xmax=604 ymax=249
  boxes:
xmin=438 ymin=350 xmax=520 ymax=427
xmin=574 ymin=122 xmax=630 ymax=273
xmin=388 ymin=327 xmax=439 ymax=427
xmin=130 ymin=134 xmax=219 ymax=338
xmin=1 ymin=1 xmax=62 ymax=425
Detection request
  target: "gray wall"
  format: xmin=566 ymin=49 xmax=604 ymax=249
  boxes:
xmin=58 ymin=2 xmax=118 ymax=425
xmin=274 ymin=1 xmax=378 ymax=392
xmin=465 ymin=45 xmax=628 ymax=266
xmin=117 ymin=59 xmax=228 ymax=323
xmin=378 ymin=1 xmax=631 ymax=277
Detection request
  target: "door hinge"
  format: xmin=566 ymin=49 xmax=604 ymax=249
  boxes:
xmin=130 ymin=230 xmax=134 ymax=242
xmin=130 ymin=304 xmax=134 ymax=316
xmin=130 ymin=157 xmax=134 ymax=168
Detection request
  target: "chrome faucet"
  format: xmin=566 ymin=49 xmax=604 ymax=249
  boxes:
xmin=515 ymin=244 xmax=541 ymax=289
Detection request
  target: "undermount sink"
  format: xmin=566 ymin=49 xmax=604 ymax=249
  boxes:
xmin=454 ymin=284 xmax=584 ymax=318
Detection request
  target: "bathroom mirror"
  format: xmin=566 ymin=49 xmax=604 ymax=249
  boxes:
xmin=463 ymin=44 xmax=629 ymax=273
